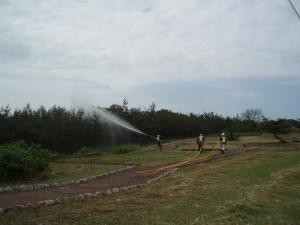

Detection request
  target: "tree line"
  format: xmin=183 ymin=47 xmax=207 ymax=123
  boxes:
xmin=0 ymin=101 xmax=299 ymax=154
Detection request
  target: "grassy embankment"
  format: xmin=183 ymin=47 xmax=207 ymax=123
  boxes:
xmin=0 ymin=133 xmax=299 ymax=225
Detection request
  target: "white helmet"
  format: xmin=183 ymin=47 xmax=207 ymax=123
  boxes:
xmin=221 ymin=132 xmax=225 ymax=136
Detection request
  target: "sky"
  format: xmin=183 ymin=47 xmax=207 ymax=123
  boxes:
xmin=0 ymin=0 xmax=300 ymax=119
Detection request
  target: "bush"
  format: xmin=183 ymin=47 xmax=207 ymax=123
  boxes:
xmin=0 ymin=141 xmax=50 ymax=181
xmin=111 ymin=145 xmax=138 ymax=154
xmin=226 ymin=130 xmax=240 ymax=141
xmin=73 ymin=147 xmax=101 ymax=156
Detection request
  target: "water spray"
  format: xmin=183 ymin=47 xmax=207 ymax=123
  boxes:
xmin=86 ymin=106 xmax=156 ymax=140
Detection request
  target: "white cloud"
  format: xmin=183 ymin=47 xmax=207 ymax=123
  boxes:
xmin=0 ymin=0 xmax=299 ymax=107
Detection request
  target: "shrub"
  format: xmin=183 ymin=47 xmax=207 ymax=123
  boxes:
xmin=0 ymin=141 xmax=50 ymax=181
xmin=111 ymin=145 xmax=138 ymax=154
xmin=226 ymin=130 xmax=240 ymax=141
xmin=73 ymin=147 xmax=101 ymax=156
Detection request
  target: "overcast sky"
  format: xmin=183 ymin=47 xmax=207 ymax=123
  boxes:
xmin=1 ymin=0 xmax=299 ymax=118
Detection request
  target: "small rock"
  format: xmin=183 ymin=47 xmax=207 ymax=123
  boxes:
xmin=84 ymin=193 xmax=93 ymax=198
xmin=45 ymin=200 xmax=54 ymax=206
xmin=105 ymin=189 xmax=112 ymax=195
xmin=120 ymin=186 xmax=128 ymax=191
xmin=38 ymin=201 xmax=45 ymax=206
xmin=5 ymin=187 xmax=12 ymax=192
xmin=0 ymin=207 xmax=4 ymax=214
xmin=0 ymin=188 xmax=3 ymax=193
xmin=16 ymin=204 xmax=25 ymax=209
xmin=112 ymin=188 xmax=119 ymax=193
xmin=54 ymin=198 xmax=62 ymax=204
xmin=77 ymin=194 xmax=85 ymax=199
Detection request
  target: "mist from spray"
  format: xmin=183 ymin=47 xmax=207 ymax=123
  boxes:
xmin=85 ymin=106 xmax=150 ymax=137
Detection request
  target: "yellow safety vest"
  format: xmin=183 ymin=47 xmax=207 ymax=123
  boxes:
xmin=199 ymin=135 xmax=204 ymax=142
xmin=221 ymin=136 xmax=226 ymax=143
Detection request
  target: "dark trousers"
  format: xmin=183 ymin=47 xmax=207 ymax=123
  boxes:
xmin=198 ymin=142 xmax=204 ymax=152
xmin=157 ymin=141 xmax=162 ymax=151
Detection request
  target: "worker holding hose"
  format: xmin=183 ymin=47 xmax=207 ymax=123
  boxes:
xmin=219 ymin=132 xmax=227 ymax=154
xmin=156 ymin=134 xmax=162 ymax=152
xmin=196 ymin=133 xmax=205 ymax=154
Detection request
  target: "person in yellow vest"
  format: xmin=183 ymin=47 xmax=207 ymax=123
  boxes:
xmin=219 ymin=132 xmax=227 ymax=154
xmin=156 ymin=134 xmax=162 ymax=152
xmin=196 ymin=133 xmax=205 ymax=153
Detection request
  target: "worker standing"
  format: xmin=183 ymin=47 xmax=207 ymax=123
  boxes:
xmin=219 ymin=132 xmax=227 ymax=154
xmin=196 ymin=133 xmax=205 ymax=153
xmin=156 ymin=134 xmax=162 ymax=152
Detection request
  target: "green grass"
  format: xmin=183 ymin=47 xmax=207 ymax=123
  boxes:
xmin=0 ymin=163 xmax=123 ymax=188
xmin=105 ymin=144 xmax=140 ymax=154
xmin=72 ymin=144 xmax=142 ymax=156
xmin=236 ymin=131 xmax=263 ymax=137
xmin=224 ymin=152 xmax=300 ymax=185
xmin=57 ymin=148 xmax=192 ymax=168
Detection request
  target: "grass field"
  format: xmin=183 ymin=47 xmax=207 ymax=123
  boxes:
xmin=56 ymin=148 xmax=192 ymax=167
xmin=0 ymin=163 xmax=124 ymax=188
xmin=0 ymin=133 xmax=300 ymax=225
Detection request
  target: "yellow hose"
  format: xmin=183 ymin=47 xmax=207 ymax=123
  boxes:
xmin=138 ymin=142 xmax=219 ymax=175
xmin=137 ymin=142 xmax=220 ymax=175
xmin=137 ymin=154 xmax=198 ymax=174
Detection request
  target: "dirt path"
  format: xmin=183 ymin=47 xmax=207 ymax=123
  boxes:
xmin=0 ymin=167 xmax=169 ymax=209
xmin=0 ymin=149 xmax=246 ymax=210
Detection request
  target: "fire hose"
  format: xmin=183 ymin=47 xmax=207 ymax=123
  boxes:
xmin=137 ymin=142 xmax=221 ymax=175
